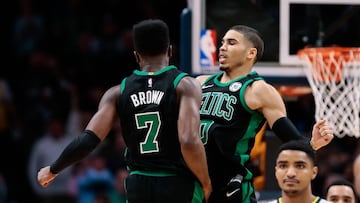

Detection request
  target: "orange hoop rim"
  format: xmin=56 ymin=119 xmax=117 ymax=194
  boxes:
xmin=297 ymin=47 xmax=360 ymax=58
xmin=297 ymin=47 xmax=360 ymax=82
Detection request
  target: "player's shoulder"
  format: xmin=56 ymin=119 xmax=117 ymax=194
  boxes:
xmin=175 ymin=75 xmax=202 ymax=97
xmin=178 ymin=75 xmax=200 ymax=89
xmin=251 ymin=78 xmax=270 ymax=87
xmin=105 ymin=84 xmax=121 ymax=97
xmin=109 ymin=84 xmax=121 ymax=91
xmin=249 ymin=79 xmax=277 ymax=95
xmin=195 ymin=74 xmax=212 ymax=84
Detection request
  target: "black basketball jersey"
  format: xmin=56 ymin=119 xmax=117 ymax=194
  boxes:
xmin=199 ymin=71 xmax=267 ymax=189
xmin=117 ymin=65 xmax=192 ymax=176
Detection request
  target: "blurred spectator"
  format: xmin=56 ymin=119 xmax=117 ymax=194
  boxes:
xmin=0 ymin=78 xmax=22 ymax=202
xmin=13 ymin=0 xmax=45 ymax=57
xmin=312 ymin=137 xmax=355 ymax=196
xmin=325 ymin=178 xmax=358 ymax=203
xmin=94 ymin=192 xmax=111 ymax=203
xmin=27 ymin=115 xmax=76 ymax=203
xmin=109 ymin=168 xmax=129 ymax=203
xmin=77 ymin=151 xmax=114 ymax=203
xmin=0 ymin=79 xmax=17 ymax=138
xmin=68 ymin=162 xmax=88 ymax=200
xmin=19 ymin=51 xmax=72 ymax=145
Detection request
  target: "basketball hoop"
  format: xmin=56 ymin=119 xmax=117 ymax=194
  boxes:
xmin=298 ymin=47 xmax=360 ymax=138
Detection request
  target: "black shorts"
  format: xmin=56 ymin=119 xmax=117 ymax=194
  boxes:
xmin=125 ymin=173 xmax=204 ymax=203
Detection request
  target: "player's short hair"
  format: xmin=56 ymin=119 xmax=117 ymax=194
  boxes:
xmin=230 ymin=25 xmax=264 ymax=63
xmin=325 ymin=178 xmax=358 ymax=203
xmin=276 ymin=139 xmax=317 ymax=166
xmin=133 ymin=19 xmax=170 ymax=56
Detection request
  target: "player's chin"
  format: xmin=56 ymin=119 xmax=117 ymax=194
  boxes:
xmin=283 ymin=188 xmax=298 ymax=196
xmin=282 ymin=182 xmax=298 ymax=190
xmin=219 ymin=65 xmax=228 ymax=71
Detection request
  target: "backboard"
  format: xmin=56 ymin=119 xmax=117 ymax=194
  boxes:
xmin=280 ymin=0 xmax=360 ymax=65
xmin=183 ymin=0 xmax=360 ymax=85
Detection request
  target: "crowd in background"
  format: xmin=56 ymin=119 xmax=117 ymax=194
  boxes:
xmin=1 ymin=0 xmax=359 ymax=202
xmin=1 ymin=0 xmax=187 ymax=202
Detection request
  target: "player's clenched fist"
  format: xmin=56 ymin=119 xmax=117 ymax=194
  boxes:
xmin=37 ymin=166 xmax=58 ymax=188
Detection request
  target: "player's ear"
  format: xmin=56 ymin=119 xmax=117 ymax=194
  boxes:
xmin=311 ymin=166 xmax=318 ymax=180
xmin=167 ymin=45 xmax=172 ymax=58
xmin=247 ymin=47 xmax=257 ymax=60
xmin=134 ymin=51 xmax=140 ymax=63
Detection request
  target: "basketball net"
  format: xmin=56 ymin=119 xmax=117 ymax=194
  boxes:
xmin=298 ymin=47 xmax=360 ymax=138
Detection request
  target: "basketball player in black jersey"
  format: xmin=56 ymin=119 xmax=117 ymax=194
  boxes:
xmin=37 ymin=19 xmax=212 ymax=203
xmin=196 ymin=25 xmax=334 ymax=203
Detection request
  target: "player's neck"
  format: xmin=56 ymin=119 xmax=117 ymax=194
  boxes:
xmin=280 ymin=193 xmax=317 ymax=203
xmin=139 ymin=55 xmax=169 ymax=72
xmin=141 ymin=63 xmax=168 ymax=72
xmin=221 ymin=65 xmax=251 ymax=82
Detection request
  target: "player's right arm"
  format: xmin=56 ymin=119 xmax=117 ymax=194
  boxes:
xmin=37 ymin=85 xmax=121 ymax=188
xmin=177 ymin=76 xmax=212 ymax=202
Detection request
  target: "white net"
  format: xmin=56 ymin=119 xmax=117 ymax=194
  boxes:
xmin=298 ymin=47 xmax=360 ymax=138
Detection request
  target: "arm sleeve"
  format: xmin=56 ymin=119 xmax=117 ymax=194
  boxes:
xmin=271 ymin=117 xmax=309 ymax=143
xmin=50 ymin=130 xmax=101 ymax=174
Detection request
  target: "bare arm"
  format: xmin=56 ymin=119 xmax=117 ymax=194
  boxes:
xmin=37 ymin=85 xmax=120 ymax=187
xmin=177 ymin=76 xmax=212 ymax=202
xmin=246 ymin=80 xmax=333 ymax=149
xmin=245 ymin=80 xmax=286 ymax=127
xmin=85 ymin=85 xmax=120 ymax=140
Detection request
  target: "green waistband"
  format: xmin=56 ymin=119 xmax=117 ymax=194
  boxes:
xmin=130 ymin=170 xmax=177 ymax=177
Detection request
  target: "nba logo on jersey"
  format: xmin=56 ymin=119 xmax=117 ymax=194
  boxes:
xmin=200 ymin=29 xmax=217 ymax=67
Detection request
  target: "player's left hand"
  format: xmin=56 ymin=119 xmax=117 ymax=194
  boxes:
xmin=310 ymin=119 xmax=334 ymax=150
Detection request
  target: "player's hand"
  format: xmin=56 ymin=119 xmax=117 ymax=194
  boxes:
xmin=310 ymin=119 xmax=334 ymax=150
xmin=37 ymin=166 xmax=58 ymax=188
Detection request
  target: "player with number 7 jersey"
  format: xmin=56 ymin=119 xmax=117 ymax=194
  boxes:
xmin=118 ymin=65 xmax=211 ymax=203
xmin=118 ymin=66 xmax=197 ymax=175
xmin=36 ymin=19 xmax=211 ymax=203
